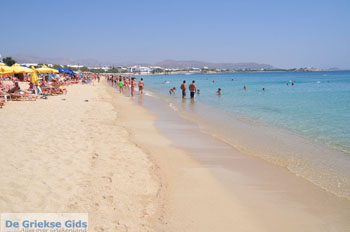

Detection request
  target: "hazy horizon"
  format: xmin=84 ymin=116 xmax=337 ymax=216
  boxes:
xmin=1 ymin=0 xmax=349 ymax=69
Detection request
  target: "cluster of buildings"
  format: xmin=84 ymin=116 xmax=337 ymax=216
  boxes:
xmin=14 ymin=62 xmax=324 ymax=74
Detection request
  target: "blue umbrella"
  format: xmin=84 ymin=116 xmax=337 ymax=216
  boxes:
xmin=58 ymin=68 xmax=65 ymax=73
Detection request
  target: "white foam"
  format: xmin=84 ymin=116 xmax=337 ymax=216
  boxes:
xmin=168 ymin=103 xmax=178 ymax=112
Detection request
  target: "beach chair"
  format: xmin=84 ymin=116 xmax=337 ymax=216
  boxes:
xmin=10 ymin=92 xmax=38 ymax=101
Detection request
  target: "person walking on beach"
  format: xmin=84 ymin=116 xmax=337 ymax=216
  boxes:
xmin=180 ymin=80 xmax=186 ymax=98
xmin=118 ymin=78 xmax=124 ymax=93
xmin=138 ymin=78 xmax=144 ymax=95
xmin=131 ymin=77 xmax=137 ymax=97
xmin=189 ymin=80 xmax=196 ymax=99
xmin=125 ymin=77 xmax=130 ymax=90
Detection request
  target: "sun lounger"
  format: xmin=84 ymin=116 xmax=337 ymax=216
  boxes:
xmin=10 ymin=93 xmax=38 ymax=101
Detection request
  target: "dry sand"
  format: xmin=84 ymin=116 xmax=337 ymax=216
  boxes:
xmin=0 ymin=82 xmax=160 ymax=231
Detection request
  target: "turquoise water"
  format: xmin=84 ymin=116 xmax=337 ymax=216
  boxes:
xmin=141 ymin=71 xmax=350 ymax=154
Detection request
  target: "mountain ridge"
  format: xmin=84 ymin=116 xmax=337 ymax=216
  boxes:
xmin=11 ymin=54 xmax=276 ymax=70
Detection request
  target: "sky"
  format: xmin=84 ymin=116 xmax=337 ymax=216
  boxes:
xmin=1 ymin=0 xmax=350 ymax=69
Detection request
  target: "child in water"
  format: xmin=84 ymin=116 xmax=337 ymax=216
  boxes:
xmin=169 ymin=87 xmax=176 ymax=94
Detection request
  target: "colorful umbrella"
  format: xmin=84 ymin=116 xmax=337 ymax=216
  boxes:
xmin=0 ymin=64 xmax=13 ymax=75
xmin=30 ymin=67 xmax=39 ymax=85
xmin=11 ymin=64 xmax=34 ymax=74
xmin=36 ymin=65 xmax=59 ymax=74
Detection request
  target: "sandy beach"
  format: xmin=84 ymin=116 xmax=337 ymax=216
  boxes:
xmin=0 ymin=82 xmax=161 ymax=231
xmin=1 ymin=80 xmax=349 ymax=232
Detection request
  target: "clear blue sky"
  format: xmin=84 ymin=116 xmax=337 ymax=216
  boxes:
xmin=1 ymin=0 xmax=349 ymax=68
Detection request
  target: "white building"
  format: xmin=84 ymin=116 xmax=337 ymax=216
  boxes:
xmin=67 ymin=64 xmax=84 ymax=68
xmin=128 ymin=66 xmax=151 ymax=74
xmin=21 ymin=63 xmax=38 ymax=67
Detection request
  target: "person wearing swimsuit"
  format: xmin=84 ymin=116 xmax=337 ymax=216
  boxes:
xmin=131 ymin=77 xmax=137 ymax=97
xmin=180 ymin=80 xmax=186 ymax=98
xmin=138 ymin=78 xmax=144 ymax=95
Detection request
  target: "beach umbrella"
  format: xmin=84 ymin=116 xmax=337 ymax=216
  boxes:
xmin=0 ymin=64 xmax=13 ymax=76
xmin=0 ymin=64 xmax=12 ymax=73
xmin=0 ymin=70 xmax=14 ymax=76
xmin=30 ymin=67 xmax=39 ymax=85
xmin=11 ymin=64 xmax=34 ymax=74
xmin=58 ymin=68 xmax=65 ymax=73
xmin=36 ymin=65 xmax=59 ymax=74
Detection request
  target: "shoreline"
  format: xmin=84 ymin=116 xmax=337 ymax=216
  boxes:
xmin=1 ymin=80 xmax=349 ymax=231
xmin=137 ymin=71 xmax=350 ymax=199
xmin=107 ymin=82 xmax=270 ymax=231
xmin=117 ymin=83 xmax=350 ymax=231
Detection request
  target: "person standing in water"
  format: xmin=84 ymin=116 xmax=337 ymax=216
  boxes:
xmin=180 ymin=80 xmax=186 ymax=99
xmin=189 ymin=80 xmax=196 ymax=99
xmin=217 ymin=88 xmax=222 ymax=95
xmin=138 ymin=78 xmax=144 ymax=95
xmin=243 ymin=85 xmax=247 ymax=91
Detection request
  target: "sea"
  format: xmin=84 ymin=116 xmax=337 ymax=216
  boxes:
xmin=139 ymin=71 xmax=350 ymax=199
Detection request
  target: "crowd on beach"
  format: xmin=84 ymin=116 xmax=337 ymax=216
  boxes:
xmin=106 ymin=75 xmax=259 ymax=100
xmin=106 ymin=75 xmax=144 ymax=97
xmin=0 ymin=71 xmax=100 ymax=109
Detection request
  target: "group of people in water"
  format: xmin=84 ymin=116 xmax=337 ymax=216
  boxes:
xmin=107 ymin=76 xmax=296 ymax=100
xmin=107 ymin=75 xmax=144 ymax=97
xmin=169 ymin=80 xmax=218 ymax=99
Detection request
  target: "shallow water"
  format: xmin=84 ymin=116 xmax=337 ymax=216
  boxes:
xmin=139 ymin=71 xmax=350 ymax=199
xmin=142 ymin=71 xmax=350 ymax=153
xmin=138 ymin=92 xmax=350 ymax=231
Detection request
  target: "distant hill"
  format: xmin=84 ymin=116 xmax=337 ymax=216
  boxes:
xmin=12 ymin=54 xmax=276 ymax=70
xmin=154 ymin=59 xmax=276 ymax=70
xmin=13 ymin=54 xmax=106 ymax=67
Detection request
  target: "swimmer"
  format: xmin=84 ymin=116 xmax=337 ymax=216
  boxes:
xmin=243 ymin=85 xmax=247 ymax=91
xmin=217 ymin=88 xmax=222 ymax=95
xmin=262 ymin=88 xmax=265 ymax=91
xmin=197 ymin=89 xmax=200 ymax=94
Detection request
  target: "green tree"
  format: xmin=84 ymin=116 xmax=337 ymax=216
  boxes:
xmin=80 ymin=66 xmax=89 ymax=72
xmin=109 ymin=66 xmax=119 ymax=73
xmin=90 ymin=69 xmax=105 ymax=73
xmin=52 ymin=64 xmax=63 ymax=69
xmin=152 ymin=68 xmax=164 ymax=74
xmin=3 ymin=57 xmax=16 ymax=66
